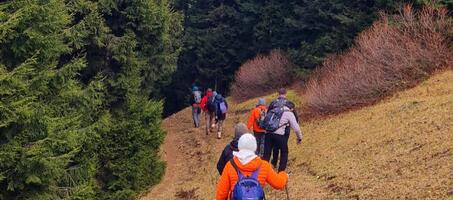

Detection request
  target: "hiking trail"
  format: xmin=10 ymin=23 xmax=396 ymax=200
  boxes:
xmin=140 ymin=101 xmax=332 ymax=199
xmin=141 ymin=72 xmax=453 ymax=199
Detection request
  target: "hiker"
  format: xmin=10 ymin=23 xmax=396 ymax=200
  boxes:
xmin=216 ymin=123 xmax=249 ymax=175
xmin=214 ymin=93 xmax=228 ymax=139
xmin=247 ymin=98 xmax=267 ymax=157
xmin=271 ymin=101 xmax=298 ymax=168
xmin=262 ymin=88 xmax=303 ymax=172
xmin=216 ymin=134 xmax=288 ymax=200
xmin=200 ymin=88 xmax=216 ymax=135
xmin=190 ymin=86 xmax=202 ymax=128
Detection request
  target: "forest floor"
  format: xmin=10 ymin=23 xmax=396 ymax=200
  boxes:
xmin=140 ymin=70 xmax=453 ymax=200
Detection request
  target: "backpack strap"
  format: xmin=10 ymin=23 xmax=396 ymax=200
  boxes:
xmin=230 ymin=158 xmax=262 ymax=179
xmin=275 ymin=105 xmax=291 ymax=130
xmin=277 ymin=121 xmax=290 ymax=130
xmin=230 ymin=158 xmax=244 ymax=179
xmin=251 ymin=164 xmax=262 ymax=179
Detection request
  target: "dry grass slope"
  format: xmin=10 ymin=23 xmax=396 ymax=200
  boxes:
xmin=141 ymin=71 xmax=453 ymax=199
xmin=298 ymin=70 xmax=453 ymax=199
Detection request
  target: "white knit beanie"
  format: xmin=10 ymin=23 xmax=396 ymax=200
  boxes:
xmin=233 ymin=133 xmax=258 ymax=165
xmin=238 ymin=133 xmax=257 ymax=152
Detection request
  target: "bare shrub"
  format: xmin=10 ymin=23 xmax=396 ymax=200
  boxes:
xmin=230 ymin=50 xmax=293 ymax=101
xmin=303 ymin=5 xmax=452 ymax=116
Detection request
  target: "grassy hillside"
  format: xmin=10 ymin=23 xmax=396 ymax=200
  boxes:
xmin=141 ymin=70 xmax=453 ymax=199
xmin=295 ymin=70 xmax=453 ymax=199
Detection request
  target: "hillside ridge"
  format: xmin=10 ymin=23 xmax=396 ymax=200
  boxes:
xmin=141 ymin=70 xmax=453 ymax=199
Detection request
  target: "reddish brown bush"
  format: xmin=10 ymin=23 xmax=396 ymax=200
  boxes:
xmin=303 ymin=5 xmax=452 ymax=116
xmin=230 ymin=50 xmax=293 ymax=101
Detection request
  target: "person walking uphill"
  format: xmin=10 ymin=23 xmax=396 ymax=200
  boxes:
xmin=247 ymin=98 xmax=267 ymax=157
xmin=262 ymin=88 xmax=303 ymax=172
xmin=215 ymin=93 xmax=228 ymax=139
xmin=200 ymin=88 xmax=216 ymax=135
xmin=271 ymin=101 xmax=298 ymax=169
xmin=216 ymin=134 xmax=288 ymax=200
xmin=216 ymin=123 xmax=249 ymax=175
xmin=190 ymin=86 xmax=202 ymax=128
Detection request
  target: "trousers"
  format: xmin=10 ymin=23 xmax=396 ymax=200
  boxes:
xmin=263 ymin=133 xmax=288 ymax=172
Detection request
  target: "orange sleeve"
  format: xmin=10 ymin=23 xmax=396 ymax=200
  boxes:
xmin=264 ymin=162 xmax=288 ymax=190
xmin=216 ymin=163 xmax=232 ymax=200
xmin=247 ymin=109 xmax=256 ymax=130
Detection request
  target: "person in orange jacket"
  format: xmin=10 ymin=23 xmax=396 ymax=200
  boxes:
xmin=216 ymin=133 xmax=288 ymax=200
xmin=247 ymin=98 xmax=267 ymax=157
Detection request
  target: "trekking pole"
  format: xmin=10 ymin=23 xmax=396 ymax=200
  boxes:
xmin=285 ymin=172 xmax=291 ymax=200
xmin=285 ymin=185 xmax=290 ymax=200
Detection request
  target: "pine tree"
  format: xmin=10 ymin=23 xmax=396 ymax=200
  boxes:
xmin=0 ymin=0 xmax=102 ymax=199
xmin=164 ymin=0 xmax=409 ymax=114
xmin=1 ymin=0 xmax=182 ymax=199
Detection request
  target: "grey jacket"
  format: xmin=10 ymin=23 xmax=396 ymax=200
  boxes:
xmin=273 ymin=106 xmax=303 ymax=140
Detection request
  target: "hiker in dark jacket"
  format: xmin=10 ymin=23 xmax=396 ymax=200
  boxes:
xmin=216 ymin=123 xmax=249 ymax=175
xmin=215 ymin=94 xmax=228 ymax=139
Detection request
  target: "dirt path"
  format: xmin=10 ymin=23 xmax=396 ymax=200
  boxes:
xmin=139 ymin=106 xmax=332 ymax=200
xmin=139 ymin=109 xmax=194 ymax=200
xmin=140 ymin=108 xmax=217 ymax=200
xmin=140 ymin=126 xmax=178 ymax=198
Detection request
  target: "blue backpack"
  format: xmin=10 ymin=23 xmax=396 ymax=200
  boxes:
xmin=260 ymin=99 xmax=287 ymax=132
xmin=230 ymin=159 xmax=265 ymax=200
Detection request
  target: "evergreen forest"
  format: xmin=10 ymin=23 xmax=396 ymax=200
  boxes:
xmin=0 ymin=0 xmax=450 ymax=199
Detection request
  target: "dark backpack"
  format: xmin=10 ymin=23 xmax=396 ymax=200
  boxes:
xmin=230 ymin=159 xmax=265 ymax=200
xmin=257 ymin=108 xmax=267 ymax=128
xmin=260 ymin=99 xmax=287 ymax=132
xmin=207 ymin=95 xmax=217 ymax=112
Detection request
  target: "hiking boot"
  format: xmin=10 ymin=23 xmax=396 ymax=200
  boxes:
xmin=217 ymin=132 xmax=222 ymax=139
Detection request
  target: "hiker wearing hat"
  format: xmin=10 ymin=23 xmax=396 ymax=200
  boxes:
xmin=216 ymin=123 xmax=248 ymax=175
xmin=247 ymin=98 xmax=267 ymax=157
xmin=214 ymin=93 xmax=228 ymax=139
xmin=190 ymin=86 xmax=202 ymax=128
xmin=262 ymin=88 xmax=303 ymax=172
xmin=216 ymin=133 xmax=288 ymax=200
